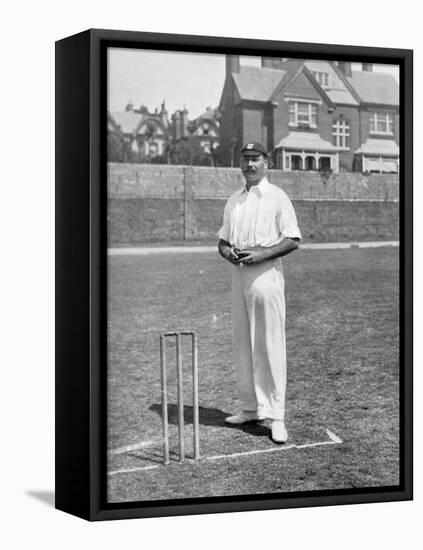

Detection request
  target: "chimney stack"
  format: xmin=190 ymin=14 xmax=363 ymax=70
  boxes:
xmin=226 ymin=55 xmax=240 ymax=77
xmin=338 ymin=61 xmax=352 ymax=77
xmin=172 ymin=110 xmax=182 ymax=141
xmin=160 ymin=100 xmax=168 ymax=127
xmin=362 ymin=63 xmax=373 ymax=72
xmin=181 ymin=107 xmax=189 ymax=138
xmin=261 ymin=57 xmax=283 ymax=69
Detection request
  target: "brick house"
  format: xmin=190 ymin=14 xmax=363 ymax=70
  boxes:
xmin=218 ymin=57 xmax=399 ymax=173
xmin=108 ymin=100 xmax=169 ymax=159
xmin=187 ymin=107 xmax=220 ymax=154
xmin=109 ymin=103 xmax=220 ymax=161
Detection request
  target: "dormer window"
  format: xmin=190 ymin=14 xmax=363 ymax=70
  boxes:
xmin=288 ymin=101 xmax=318 ymax=129
xmin=370 ymin=112 xmax=394 ymax=135
xmin=311 ymin=71 xmax=330 ymax=88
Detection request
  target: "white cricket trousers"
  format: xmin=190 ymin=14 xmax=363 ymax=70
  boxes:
xmin=231 ymin=258 xmax=286 ymax=420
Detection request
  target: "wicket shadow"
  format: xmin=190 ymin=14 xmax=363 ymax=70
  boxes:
xmin=126 ymin=447 xmax=180 ymax=465
xmin=149 ymin=403 xmax=270 ymax=438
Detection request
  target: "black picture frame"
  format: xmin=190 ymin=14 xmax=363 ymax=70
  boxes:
xmin=55 ymin=28 xmax=413 ymax=521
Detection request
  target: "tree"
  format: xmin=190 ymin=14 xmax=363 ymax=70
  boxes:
xmin=168 ymin=137 xmax=212 ymax=166
xmin=211 ymin=144 xmax=228 ymax=167
xmin=107 ymin=130 xmax=126 ymax=162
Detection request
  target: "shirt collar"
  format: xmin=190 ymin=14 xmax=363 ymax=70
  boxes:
xmin=241 ymin=177 xmax=270 ymax=197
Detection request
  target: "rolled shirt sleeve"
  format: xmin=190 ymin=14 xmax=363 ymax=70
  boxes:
xmin=277 ymin=193 xmax=302 ymax=241
xmin=217 ymin=198 xmax=232 ymax=242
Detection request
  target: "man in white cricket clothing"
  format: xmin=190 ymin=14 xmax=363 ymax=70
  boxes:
xmin=218 ymin=142 xmax=301 ymax=444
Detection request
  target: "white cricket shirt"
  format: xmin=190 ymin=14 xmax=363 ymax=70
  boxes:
xmin=217 ymin=177 xmax=301 ymax=249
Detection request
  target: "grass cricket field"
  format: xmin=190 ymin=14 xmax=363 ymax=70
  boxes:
xmin=107 ymin=246 xmax=399 ymax=503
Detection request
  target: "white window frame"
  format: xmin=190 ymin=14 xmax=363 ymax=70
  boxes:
xmin=288 ymin=100 xmax=318 ymax=129
xmin=312 ymin=71 xmax=330 ymax=88
xmin=369 ymin=112 xmax=394 ymax=136
xmin=332 ymin=118 xmax=351 ymax=149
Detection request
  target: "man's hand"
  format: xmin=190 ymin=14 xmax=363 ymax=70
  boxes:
xmin=236 ymin=238 xmax=299 ymax=264
xmin=236 ymin=246 xmax=270 ymax=265
xmin=218 ymin=239 xmax=240 ymax=265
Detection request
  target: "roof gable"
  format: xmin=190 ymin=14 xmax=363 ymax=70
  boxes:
xmin=283 ymin=70 xmax=323 ymax=101
xmin=268 ymin=60 xmax=305 ymax=100
xmin=137 ymin=119 xmax=166 ymax=136
xmin=190 ymin=118 xmax=219 ymax=133
xmin=270 ymin=61 xmax=334 ymax=107
xmin=137 ymin=118 xmax=166 ymax=136
xmin=304 ymin=60 xmax=359 ymax=106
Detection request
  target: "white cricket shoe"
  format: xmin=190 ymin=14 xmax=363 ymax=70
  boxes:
xmin=271 ymin=420 xmax=288 ymax=444
xmin=224 ymin=411 xmax=265 ymax=425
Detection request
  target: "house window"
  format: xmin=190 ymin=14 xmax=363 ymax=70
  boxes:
xmin=202 ymin=124 xmax=210 ymax=136
xmin=370 ymin=112 xmax=394 ymax=135
xmin=332 ymin=118 xmax=351 ymax=149
xmin=148 ymin=142 xmax=158 ymax=156
xmin=311 ymin=71 xmax=330 ymax=88
xmin=289 ymin=102 xmax=318 ymax=128
xmin=199 ymin=141 xmax=211 ymax=153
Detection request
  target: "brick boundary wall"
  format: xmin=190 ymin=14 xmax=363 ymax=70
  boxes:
xmin=107 ymin=163 xmax=399 ymax=245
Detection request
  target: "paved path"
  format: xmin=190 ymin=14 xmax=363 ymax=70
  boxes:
xmin=108 ymin=241 xmax=399 ymax=256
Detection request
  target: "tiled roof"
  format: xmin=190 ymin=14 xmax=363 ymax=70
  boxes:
xmin=232 ymin=66 xmax=286 ymax=102
xmin=347 ymin=72 xmax=399 ymax=105
xmin=325 ymin=89 xmax=359 ymax=106
xmin=277 ymin=59 xmax=304 ymax=74
xmin=355 ymin=138 xmax=399 ymax=156
xmin=110 ymin=111 xmax=142 ymax=134
xmin=195 ymin=108 xmax=218 ymax=121
xmin=275 ymin=131 xmax=339 ymax=151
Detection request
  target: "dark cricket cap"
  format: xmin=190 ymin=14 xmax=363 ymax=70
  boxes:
xmin=240 ymin=142 xmax=268 ymax=157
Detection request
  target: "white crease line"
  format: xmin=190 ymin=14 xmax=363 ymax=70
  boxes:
xmin=108 ymin=440 xmax=156 ymax=456
xmin=108 ymin=241 xmax=398 ymax=256
xmin=294 ymin=441 xmax=335 ymax=450
xmin=302 ymin=241 xmax=398 ymax=250
xmin=108 ymin=246 xmax=214 ymax=255
xmin=206 ymin=444 xmax=297 ymax=460
xmin=206 ymin=429 xmax=342 ymax=460
xmin=107 ymin=429 xmax=342 ymax=475
xmin=109 ymin=465 xmax=161 ymax=476
xmin=326 ymin=429 xmax=343 ymax=444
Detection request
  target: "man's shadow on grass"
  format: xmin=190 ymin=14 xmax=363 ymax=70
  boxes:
xmin=149 ymin=403 xmax=270 ymax=437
